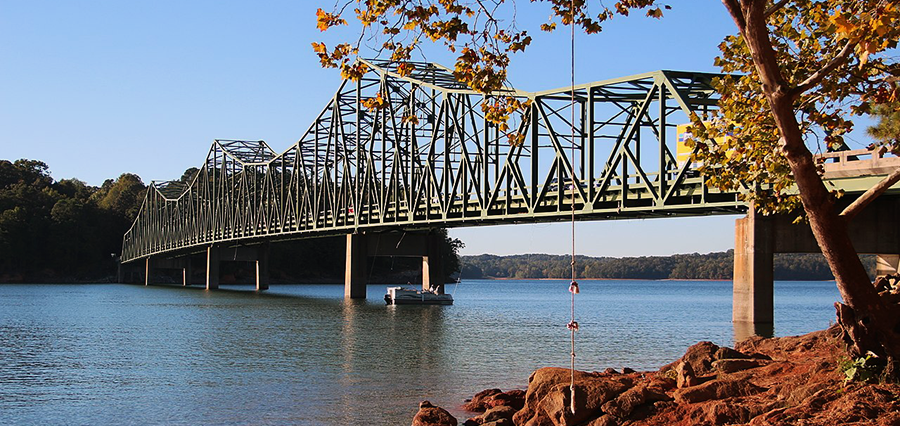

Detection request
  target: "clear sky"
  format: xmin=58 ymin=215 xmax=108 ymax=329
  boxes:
xmin=0 ymin=1 xmax=876 ymax=258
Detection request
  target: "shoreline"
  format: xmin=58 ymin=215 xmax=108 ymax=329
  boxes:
xmin=441 ymin=326 xmax=900 ymax=426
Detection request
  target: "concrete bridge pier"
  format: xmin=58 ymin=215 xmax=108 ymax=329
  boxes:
xmin=206 ymin=244 xmax=220 ymax=290
xmin=144 ymin=256 xmax=192 ymax=286
xmin=344 ymin=231 xmax=445 ymax=299
xmin=145 ymin=257 xmax=152 ymax=286
xmin=732 ymin=209 xmax=774 ymax=327
xmin=345 ymin=234 xmax=368 ymax=298
xmin=255 ymin=243 xmax=270 ymax=291
xmin=206 ymin=243 xmax=269 ymax=290
xmin=733 ymin=196 xmax=900 ymax=340
xmin=422 ymin=234 xmax=445 ymax=295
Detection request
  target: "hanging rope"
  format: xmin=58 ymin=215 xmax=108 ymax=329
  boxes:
xmin=566 ymin=0 xmax=580 ymax=416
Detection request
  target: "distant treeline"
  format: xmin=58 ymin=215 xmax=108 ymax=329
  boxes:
xmin=0 ymin=159 xmax=145 ymax=282
xmin=459 ymin=251 xmax=876 ymax=281
xmin=0 ymin=159 xmax=463 ymax=283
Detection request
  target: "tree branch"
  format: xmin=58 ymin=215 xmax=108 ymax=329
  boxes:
xmin=840 ymin=167 xmax=900 ymax=221
xmin=791 ymin=41 xmax=855 ymax=96
xmin=764 ymin=0 xmax=789 ymax=18
xmin=721 ymin=0 xmax=746 ymax=32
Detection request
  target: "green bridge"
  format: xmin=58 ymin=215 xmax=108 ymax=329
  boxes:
xmin=120 ymin=60 xmax=900 ymax=333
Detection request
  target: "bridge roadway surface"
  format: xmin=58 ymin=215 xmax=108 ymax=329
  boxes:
xmin=120 ymin=60 xmax=900 ymax=332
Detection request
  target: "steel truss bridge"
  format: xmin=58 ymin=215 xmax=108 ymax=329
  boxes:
xmin=120 ymin=59 xmax=889 ymax=264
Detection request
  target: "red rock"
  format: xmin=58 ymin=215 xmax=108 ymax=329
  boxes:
xmin=660 ymin=341 xmax=719 ymax=376
xmin=479 ymin=406 xmax=517 ymax=424
xmin=412 ymin=401 xmax=458 ymax=426
xmin=714 ymin=346 xmax=749 ymax=360
xmin=584 ymin=414 xmax=617 ymax=426
xmin=487 ymin=390 xmax=525 ymax=410
xmin=673 ymin=378 xmax=765 ymax=404
xmin=463 ymin=389 xmax=503 ymax=412
xmin=675 ymin=361 xmax=698 ymax=389
xmin=712 ymin=358 xmax=769 ymax=373
xmin=680 ymin=341 xmax=720 ymax=375
xmin=512 ymin=367 xmax=633 ymax=426
xmin=703 ymin=400 xmax=750 ymax=424
xmin=464 ymin=388 xmax=525 ymax=413
xmin=648 ymin=375 xmax=676 ymax=392
xmin=601 ymin=383 xmax=671 ymax=419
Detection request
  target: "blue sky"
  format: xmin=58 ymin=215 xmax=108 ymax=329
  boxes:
xmin=0 ymin=1 xmax=873 ymax=257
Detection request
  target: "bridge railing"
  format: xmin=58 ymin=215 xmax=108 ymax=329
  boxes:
xmin=818 ymin=148 xmax=900 ymax=179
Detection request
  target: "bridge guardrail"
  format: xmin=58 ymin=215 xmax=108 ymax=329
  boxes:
xmin=818 ymin=148 xmax=900 ymax=179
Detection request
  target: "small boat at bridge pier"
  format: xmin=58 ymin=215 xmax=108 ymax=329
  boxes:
xmin=384 ymin=286 xmax=453 ymax=305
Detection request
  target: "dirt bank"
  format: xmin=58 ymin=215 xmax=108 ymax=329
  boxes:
xmin=453 ymin=325 xmax=900 ymax=426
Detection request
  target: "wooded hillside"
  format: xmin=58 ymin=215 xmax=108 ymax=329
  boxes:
xmin=460 ymin=251 xmax=874 ymax=281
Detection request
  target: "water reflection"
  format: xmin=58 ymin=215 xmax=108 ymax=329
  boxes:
xmin=733 ymin=321 xmax=775 ymax=342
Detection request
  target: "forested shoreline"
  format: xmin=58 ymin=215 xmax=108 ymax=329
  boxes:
xmin=460 ymin=252 xmax=876 ymax=281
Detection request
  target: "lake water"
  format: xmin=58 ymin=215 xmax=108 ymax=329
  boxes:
xmin=0 ymin=280 xmax=840 ymax=425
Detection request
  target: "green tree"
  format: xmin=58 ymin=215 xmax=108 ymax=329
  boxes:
xmin=92 ymin=173 xmax=146 ymax=222
xmin=868 ymin=103 xmax=900 ymax=147
xmin=178 ymin=167 xmax=200 ymax=184
xmin=318 ymin=0 xmax=900 ymax=375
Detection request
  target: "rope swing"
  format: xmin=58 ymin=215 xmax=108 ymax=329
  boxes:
xmin=566 ymin=0 xmax=580 ymax=416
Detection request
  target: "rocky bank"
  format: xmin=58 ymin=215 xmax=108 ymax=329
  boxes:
xmin=414 ymin=325 xmax=900 ymax=426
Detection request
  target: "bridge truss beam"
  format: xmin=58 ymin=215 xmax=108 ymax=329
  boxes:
xmin=122 ymin=60 xmax=742 ymax=263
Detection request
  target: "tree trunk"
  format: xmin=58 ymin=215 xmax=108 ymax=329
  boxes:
xmin=725 ymin=0 xmax=900 ymax=377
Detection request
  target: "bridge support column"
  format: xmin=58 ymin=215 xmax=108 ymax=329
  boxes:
xmin=206 ymin=244 xmax=220 ymax=290
xmin=256 ymin=244 xmax=269 ymax=291
xmin=733 ymin=209 xmax=774 ymax=330
xmin=423 ymin=234 xmax=444 ymax=294
xmin=183 ymin=257 xmax=192 ymax=286
xmin=876 ymin=254 xmax=899 ymax=276
xmin=345 ymin=234 xmax=368 ymax=299
xmin=144 ymin=257 xmax=152 ymax=286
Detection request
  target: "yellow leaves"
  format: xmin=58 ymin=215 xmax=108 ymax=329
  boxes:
xmin=401 ymin=114 xmax=419 ymax=125
xmin=540 ymin=22 xmax=557 ymax=32
xmin=829 ymin=12 xmax=855 ymax=36
xmin=495 ymin=30 xmax=532 ymax=53
xmin=340 ymin=62 xmax=368 ymax=81
xmin=313 ymin=40 xmax=361 ymax=77
xmin=872 ymin=17 xmax=890 ymax=36
xmin=508 ymin=36 xmax=532 ymax=53
xmin=316 ymin=8 xmax=346 ymax=32
xmin=361 ymin=93 xmax=388 ymax=111
xmin=646 ymin=7 xmax=664 ymax=19
xmin=387 ymin=42 xmax=415 ymax=62
xmin=481 ymin=97 xmax=532 ymax=145
xmin=508 ymin=132 xmax=526 ymax=146
xmin=453 ymin=47 xmax=510 ymax=94
xmin=396 ymin=62 xmax=416 ymax=77
xmin=827 ymin=3 xmax=900 ymax=67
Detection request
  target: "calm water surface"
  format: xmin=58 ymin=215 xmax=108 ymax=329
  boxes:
xmin=0 ymin=280 xmax=839 ymax=425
